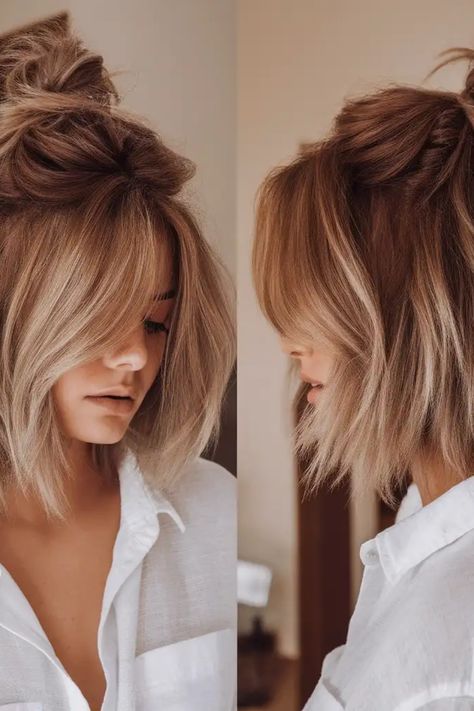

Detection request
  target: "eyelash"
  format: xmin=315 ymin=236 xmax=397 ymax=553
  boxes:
xmin=143 ymin=319 xmax=169 ymax=335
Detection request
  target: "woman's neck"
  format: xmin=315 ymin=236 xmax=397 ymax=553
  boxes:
xmin=410 ymin=450 xmax=467 ymax=506
xmin=0 ymin=440 xmax=119 ymax=529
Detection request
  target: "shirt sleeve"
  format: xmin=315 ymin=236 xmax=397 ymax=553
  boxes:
xmin=417 ymin=698 xmax=474 ymax=710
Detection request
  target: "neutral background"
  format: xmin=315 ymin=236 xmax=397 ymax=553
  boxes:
xmin=0 ymin=0 xmax=236 ymax=278
xmin=237 ymin=0 xmax=473 ymax=658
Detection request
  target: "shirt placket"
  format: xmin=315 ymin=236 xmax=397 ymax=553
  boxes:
xmin=98 ymin=515 xmax=160 ymax=711
xmin=345 ymin=544 xmax=386 ymax=645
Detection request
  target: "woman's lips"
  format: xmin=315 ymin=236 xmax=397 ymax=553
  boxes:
xmin=85 ymin=395 xmax=135 ymax=415
xmin=306 ymin=383 xmax=324 ymax=404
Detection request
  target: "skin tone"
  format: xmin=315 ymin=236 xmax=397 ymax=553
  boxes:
xmin=280 ymin=335 xmax=460 ymax=507
xmin=279 ymin=336 xmax=334 ymax=383
xmin=410 ymin=448 xmax=466 ymax=507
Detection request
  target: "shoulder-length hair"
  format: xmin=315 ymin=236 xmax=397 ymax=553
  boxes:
xmin=0 ymin=12 xmax=235 ymax=520
xmin=253 ymin=47 xmax=474 ymax=507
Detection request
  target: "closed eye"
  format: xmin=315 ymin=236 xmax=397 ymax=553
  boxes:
xmin=144 ymin=319 xmax=169 ymax=335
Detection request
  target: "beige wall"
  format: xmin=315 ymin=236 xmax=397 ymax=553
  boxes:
xmin=0 ymin=0 xmax=236 ymax=277
xmin=238 ymin=0 xmax=473 ymax=657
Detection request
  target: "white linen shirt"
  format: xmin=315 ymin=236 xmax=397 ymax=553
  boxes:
xmin=303 ymin=476 xmax=474 ymax=711
xmin=0 ymin=447 xmax=236 ymax=711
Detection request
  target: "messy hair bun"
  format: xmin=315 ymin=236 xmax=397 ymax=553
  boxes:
xmin=0 ymin=11 xmax=192 ymax=207
xmin=0 ymin=12 xmax=117 ymax=104
xmin=0 ymin=13 xmax=235 ymax=520
xmin=328 ymin=47 xmax=474 ymax=206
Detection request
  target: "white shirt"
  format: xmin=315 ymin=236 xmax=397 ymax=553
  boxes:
xmin=0 ymin=447 xmax=236 ymax=711
xmin=303 ymin=476 xmax=474 ymax=710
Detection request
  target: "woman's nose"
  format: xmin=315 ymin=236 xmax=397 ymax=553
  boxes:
xmin=103 ymin=326 xmax=149 ymax=370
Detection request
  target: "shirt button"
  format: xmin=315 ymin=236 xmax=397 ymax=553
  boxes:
xmin=360 ymin=543 xmax=379 ymax=565
xmin=364 ymin=548 xmax=379 ymax=565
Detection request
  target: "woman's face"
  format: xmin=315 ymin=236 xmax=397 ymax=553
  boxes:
xmin=52 ymin=250 xmax=176 ymax=446
xmin=280 ymin=335 xmax=334 ymax=404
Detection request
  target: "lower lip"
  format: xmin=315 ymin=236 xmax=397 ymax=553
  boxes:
xmin=86 ymin=396 xmax=135 ymax=414
xmin=306 ymin=384 xmax=323 ymax=403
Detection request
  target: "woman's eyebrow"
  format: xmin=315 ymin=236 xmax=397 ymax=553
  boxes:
xmin=154 ymin=288 xmax=177 ymax=301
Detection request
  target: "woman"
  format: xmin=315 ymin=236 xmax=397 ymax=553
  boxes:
xmin=253 ymin=46 xmax=474 ymax=710
xmin=0 ymin=11 xmax=236 ymax=711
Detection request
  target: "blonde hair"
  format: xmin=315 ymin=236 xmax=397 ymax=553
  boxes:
xmin=253 ymin=47 xmax=474 ymax=507
xmin=0 ymin=12 xmax=235 ymax=520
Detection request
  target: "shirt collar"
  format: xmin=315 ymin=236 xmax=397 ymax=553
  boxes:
xmin=360 ymin=475 xmax=474 ymax=583
xmin=394 ymin=481 xmax=422 ymax=523
xmin=118 ymin=446 xmax=186 ymax=534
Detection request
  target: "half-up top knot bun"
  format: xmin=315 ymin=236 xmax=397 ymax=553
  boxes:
xmin=424 ymin=46 xmax=474 ymax=105
xmin=253 ymin=41 xmax=474 ymax=508
xmin=0 ymin=11 xmax=118 ymax=106
xmin=0 ymin=12 xmax=194 ymax=208
xmin=0 ymin=12 xmax=235 ymax=523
